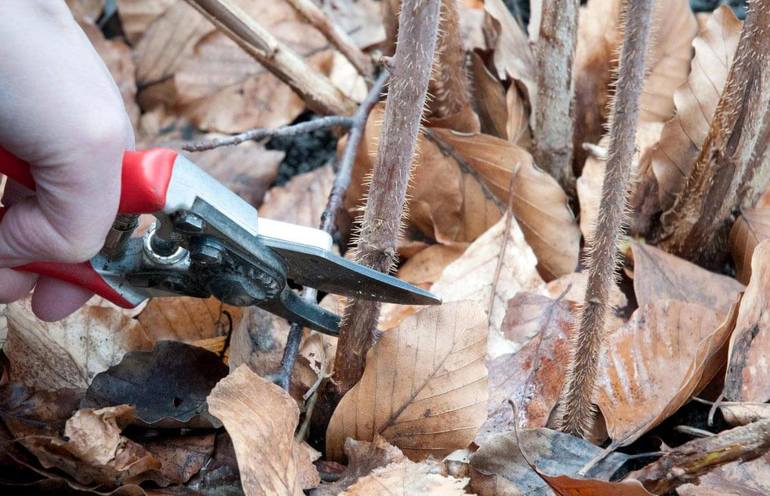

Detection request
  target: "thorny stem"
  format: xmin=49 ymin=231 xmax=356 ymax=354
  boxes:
xmin=273 ymin=71 xmax=389 ymax=391
xmin=331 ymin=0 xmax=442 ymax=397
xmin=560 ymin=0 xmax=653 ymax=438
xmin=183 ymin=116 xmax=354 ymax=152
xmin=533 ymin=0 xmax=578 ymax=194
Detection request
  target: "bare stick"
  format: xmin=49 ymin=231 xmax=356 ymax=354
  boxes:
xmin=657 ymin=0 xmax=770 ymax=262
xmin=182 ymin=116 xmax=354 ymax=152
xmin=273 ymin=71 xmax=389 ymax=391
xmin=284 ymin=0 xmax=373 ymax=78
xmin=332 ymin=0 xmax=441 ymax=396
xmin=628 ymin=418 xmax=770 ymax=494
xmin=533 ymin=0 xmax=579 ymax=194
xmin=184 ymin=0 xmax=357 ymax=116
xmin=560 ymin=0 xmax=653 ymax=437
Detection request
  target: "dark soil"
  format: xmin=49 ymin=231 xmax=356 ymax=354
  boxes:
xmin=266 ymin=112 xmax=339 ymax=186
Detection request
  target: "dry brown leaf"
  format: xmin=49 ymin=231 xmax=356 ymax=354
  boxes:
xmin=630 ymin=241 xmax=744 ymax=317
xmin=433 ymin=129 xmax=580 ymax=280
xmin=207 ymin=365 xmax=318 ymax=495
xmin=595 ymin=300 xmax=737 ymax=446
xmin=340 ymin=459 xmax=467 ymax=495
xmin=116 ymin=0 xmax=176 ymax=44
xmin=723 ymin=240 xmax=770 ymax=402
xmin=3 ymin=298 xmax=151 ymax=390
xmin=578 ymin=123 xmax=662 ymax=240
xmin=574 ymin=0 xmax=696 ymax=163
xmin=483 ymin=0 xmax=536 ymax=114
xmin=134 ymin=1 xmax=210 ymax=87
xmin=137 ymin=297 xmax=242 ymax=344
xmin=141 ymin=433 xmax=216 ymax=485
xmin=540 ymin=473 xmax=653 ymax=496
xmin=312 ymin=437 xmax=407 ymax=496
xmin=326 ymin=301 xmax=488 ymax=461
xmin=651 ymin=6 xmax=742 ymax=209
xmin=469 ymin=51 xmax=509 ymax=140
xmin=677 ymin=453 xmax=770 ymax=496
xmin=430 ymin=214 xmax=543 ymax=357
xmin=729 ymin=208 xmax=770 ymax=284
xmin=260 ymin=165 xmax=336 ymax=227
xmin=478 ymin=293 xmax=575 ymax=442
xmin=396 ymin=243 xmax=468 ymax=289
xmin=25 ymin=405 xmax=163 ymax=487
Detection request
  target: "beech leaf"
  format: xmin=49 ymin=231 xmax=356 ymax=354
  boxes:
xmin=326 ymin=301 xmax=488 ymax=461
xmin=340 ymin=459 xmax=468 ymax=495
xmin=207 ymin=365 xmax=319 ymax=495
xmin=650 ymin=6 xmax=742 ymax=209
xmin=729 ymin=207 xmax=770 ymax=284
xmin=723 ymin=240 xmax=770 ymax=402
xmin=595 ymin=300 xmax=738 ymax=446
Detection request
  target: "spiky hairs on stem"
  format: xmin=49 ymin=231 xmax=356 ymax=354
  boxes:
xmin=331 ymin=0 xmax=441 ymax=396
xmin=560 ymin=0 xmax=653 ymax=438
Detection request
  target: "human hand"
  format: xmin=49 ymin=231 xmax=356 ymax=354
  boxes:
xmin=0 ymin=0 xmax=134 ymax=320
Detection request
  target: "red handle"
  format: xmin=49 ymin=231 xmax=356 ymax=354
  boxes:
xmin=0 ymin=147 xmax=180 ymax=308
xmin=0 ymin=146 xmax=178 ymax=214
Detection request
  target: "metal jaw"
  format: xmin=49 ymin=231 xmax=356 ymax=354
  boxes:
xmin=94 ymin=155 xmax=439 ymax=336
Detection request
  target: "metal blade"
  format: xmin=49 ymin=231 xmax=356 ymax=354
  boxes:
xmin=261 ymin=237 xmax=441 ymax=305
xmin=259 ymin=288 xmax=340 ymax=336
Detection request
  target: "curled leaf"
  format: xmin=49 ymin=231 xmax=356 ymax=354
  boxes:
xmin=729 ymin=208 xmax=770 ymax=284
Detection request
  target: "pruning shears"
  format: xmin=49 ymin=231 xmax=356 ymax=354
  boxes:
xmin=0 ymin=147 xmax=439 ymax=335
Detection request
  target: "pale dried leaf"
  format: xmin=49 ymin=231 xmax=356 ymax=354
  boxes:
xmin=341 ymin=459 xmax=467 ymax=495
xmin=724 ymin=240 xmax=770 ymax=402
xmin=574 ymin=0 xmax=696 ymax=161
xmin=596 ymin=300 xmax=736 ymax=445
xmin=507 ymin=85 xmax=531 ymax=147
xmin=651 ymin=6 xmax=742 ymax=209
xmin=329 ymin=52 xmax=368 ymax=102
xmin=430 ymin=215 xmax=543 ymax=358
xmin=116 ymin=0 xmax=176 ymax=44
xmin=326 ymin=301 xmax=488 ymax=461
xmin=207 ymin=365 xmax=317 ymax=495
xmin=134 ymin=1 xmax=210 ymax=86
xmin=478 ymin=293 xmax=575 ymax=442
xmin=720 ymin=403 xmax=770 ymax=426
xmin=260 ymin=165 xmax=335 ymax=227
xmin=630 ymin=241 xmax=744 ymax=317
xmin=433 ymin=129 xmax=580 ymax=280
xmin=396 ymin=243 xmax=468 ymax=288
xmin=4 ymin=298 xmax=151 ymax=390
xmin=312 ymin=437 xmax=407 ymax=496
xmin=729 ymin=208 xmax=770 ymax=284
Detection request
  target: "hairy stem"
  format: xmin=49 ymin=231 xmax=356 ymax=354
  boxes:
xmin=560 ymin=0 xmax=653 ymax=437
xmin=533 ymin=0 xmax=578 ymax=194
xmin=657 ymin=0 xmax=770 ymax=263
xmin=185 ymin=0 xmax=357 ymax=116
xmin=332 ymin=0 xmax=441 ymax=396
xmin=629 ymin=418 xmax=770 ymax=494
xmin=273 ymin=72 xmax=389 ymax=391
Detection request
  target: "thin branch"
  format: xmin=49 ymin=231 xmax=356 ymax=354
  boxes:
xmin=629 ymin=418 xmax=770 ymax=494
xmin=184 ymin=0 xmax=357 ymax=116
xmin=532 ymin=0 xmax=579 ymax=194
xmin=559 ymin=0 xmax=654 ymax=438
xmin=657 ymin=0 xmax=770 ymax=263
xmin=272 ymin=71 xmax=388 ymax=392
xmin=331 ymin=0 xmax=442 ymax=396
xmin=182 ymin=116 xmax=353 ymax=152
xmin=284 ymin=0 xmax=373 ymax=78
